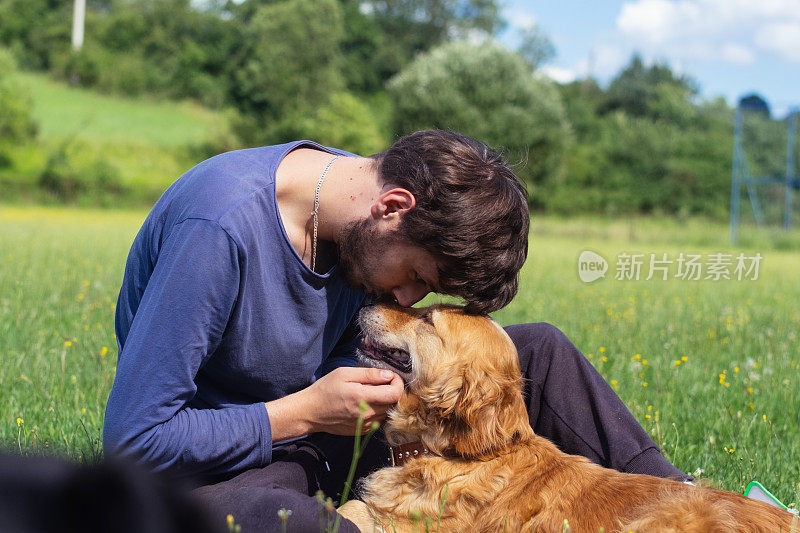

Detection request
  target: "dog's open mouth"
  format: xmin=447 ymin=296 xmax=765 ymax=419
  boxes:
xmin=358 ymin=334 xmax=412 ymax=374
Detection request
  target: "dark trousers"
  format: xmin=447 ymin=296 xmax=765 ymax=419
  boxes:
xmin=193 ymin=323 xmax=689 ymax=532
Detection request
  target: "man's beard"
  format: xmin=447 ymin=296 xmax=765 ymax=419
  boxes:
xmin=336 ymin=218 xmax=395 ymax=297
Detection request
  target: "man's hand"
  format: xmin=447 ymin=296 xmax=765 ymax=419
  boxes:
xmin=265 ymin=367 xmax=403 ymax=442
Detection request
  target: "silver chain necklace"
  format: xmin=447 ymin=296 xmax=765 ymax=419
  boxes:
xmin=312 ymin=155 xmax=341 ymax=272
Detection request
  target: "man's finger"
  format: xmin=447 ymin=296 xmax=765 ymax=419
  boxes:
xmin=342 ymin=366 xmax=398 ymax=385
xmin=359 ymin=380 xmax=403 ymax=405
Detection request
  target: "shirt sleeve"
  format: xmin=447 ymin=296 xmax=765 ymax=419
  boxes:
xmin=103 ymin=218 xmax=272 ymax=476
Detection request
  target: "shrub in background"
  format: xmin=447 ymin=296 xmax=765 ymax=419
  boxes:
xmin=0 ymin=48 xmax=38 ymax=143
xmin=0 ymin=47 xmax=38 ymax=169
xmin=302 ymin=92 xmax=387 ymax=156
xmin=38 ymin=141 xmax=126 ymax=206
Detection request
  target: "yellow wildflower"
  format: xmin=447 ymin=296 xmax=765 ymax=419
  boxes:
xmin=16 ymin=417 xmax=23 ymax=427
xmin=100 ymin=346 xmax=108 ymax=357
xmin=64 ymin=341 xmax=72 ymax=347
xmin=599 ymin=347 xmax=606 ymax=353
xmin=681 ymin=356 xmax=687 ymax=362
xmin=642 ymin=382 xmax=648 ymax=387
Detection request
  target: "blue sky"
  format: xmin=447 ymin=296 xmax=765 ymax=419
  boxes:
xmin=498 ymin=0 xmax=800 ymax=118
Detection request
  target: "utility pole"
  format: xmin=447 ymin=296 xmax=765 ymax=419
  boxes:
xmin=71 ymin=0 xmax=85 ymax=51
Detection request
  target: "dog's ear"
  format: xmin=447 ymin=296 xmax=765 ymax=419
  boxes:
xmin=448 ymin=358 xmax=527 ymax=459
xmin=423 ymin=373 xmax=463 ymax=417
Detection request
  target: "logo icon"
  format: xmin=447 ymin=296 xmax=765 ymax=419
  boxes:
xmin=578 ymin=250 xmax=607 ymax=283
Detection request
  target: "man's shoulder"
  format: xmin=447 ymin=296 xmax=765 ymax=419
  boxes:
xmin=176 ymin=145 xmax=288 ymax=205
xmin=149 ymin=144 xmax=296 ymax=232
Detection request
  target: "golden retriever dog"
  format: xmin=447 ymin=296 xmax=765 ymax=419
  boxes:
xmin=338 ymin=304 xmax=798 ymax=532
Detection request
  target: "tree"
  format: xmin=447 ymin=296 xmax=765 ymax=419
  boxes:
xmin=339 ymin=0 xmax=505 ymax=92
xmin=517 ymin=24 xmax=554 ymax=71
xmin=230 ymin=0 xmax=346 ymax=144
xmin=601 ymin=54 xmax=697 ymax=118
xmin=0 ymin=0 xmax=72 ymax=69
xmin=388 ymin=40 xmax=570 ymax=205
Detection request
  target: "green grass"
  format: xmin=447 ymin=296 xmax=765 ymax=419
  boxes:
xmin=1 ymin=207 xmax=799 ymax=510
xmin=18 ymin=72 xmax=226 ymax=147
xmin=1 ymin=206 xmax=145 ymax=460
xmin=2 ymin=73 xmax=231 ymax=201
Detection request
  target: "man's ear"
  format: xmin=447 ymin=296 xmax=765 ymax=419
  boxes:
xmin=370 ymin=188 xmax=416 ymax=220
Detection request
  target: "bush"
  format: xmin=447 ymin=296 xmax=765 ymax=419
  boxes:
xmin=51 ymin=43 xmax=109 ymax=88
xmin=0 ymin=47 xmax=38 ymax=143
xmin=52 ymin=44 xmax=168 ymax=97
xmin=388 ymin=40 xmax=571 ymax=206
xmin=38 ymin=142 xmax=126 ymax=205
xmin=301 ymin=92 xmax=387 ymax=155
xmin=184 ymin=109 xmax=241 ymax=161
xmin=0 ymin=0 xmax=71 ymax=70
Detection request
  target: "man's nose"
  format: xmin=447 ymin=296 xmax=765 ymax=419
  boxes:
xmin=392 ymin=285 xmax=429 ymax=307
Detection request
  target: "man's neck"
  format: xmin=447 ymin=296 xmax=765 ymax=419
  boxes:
xmin=275 ymin=148 xmax=381 ymax=271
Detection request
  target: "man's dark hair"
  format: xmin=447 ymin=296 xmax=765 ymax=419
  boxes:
xmin=373 ymin=130 xmax=529 ymax=314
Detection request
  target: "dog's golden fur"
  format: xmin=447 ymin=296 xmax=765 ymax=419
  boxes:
xmin=338 ymin=304 xmax=798 ymax=532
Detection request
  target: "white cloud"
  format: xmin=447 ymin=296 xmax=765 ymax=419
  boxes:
xmin=617 ymin=0 xmax=702 ymax=45
xmin=593 ymin=44 xmax=628 ymax=76
xmin=504 ymin=8 xmax=537 ymax=31
xmin=538 ymin=65 xmax=576 ymax=84
xmin=615 ymin=0 xmax=800 ymax=64
xmin=755 ymin=22 xmax=800 ymax=63
xmin=573 ymin=44 xmax=628 ymax=80
xmin=721 ymin=43 xmax=756 ymax=64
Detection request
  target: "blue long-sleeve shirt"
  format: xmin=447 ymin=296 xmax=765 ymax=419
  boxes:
xmin=104 ymin=141 xmax=365 ymax=477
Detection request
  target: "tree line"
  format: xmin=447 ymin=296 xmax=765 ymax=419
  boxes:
xmin=0 ymin=0 xmax=794 ymax=217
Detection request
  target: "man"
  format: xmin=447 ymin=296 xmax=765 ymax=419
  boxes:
xmin=105 ymin=130 xmax=689 ymax=532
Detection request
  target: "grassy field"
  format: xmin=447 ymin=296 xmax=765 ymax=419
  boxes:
xmin=2 ymin=73 xmax=231 ymax=202
xmin=19 ymin=73 xmax=225 ymax=147
xmin=1 ymin=205 xmax=799 ymax=510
